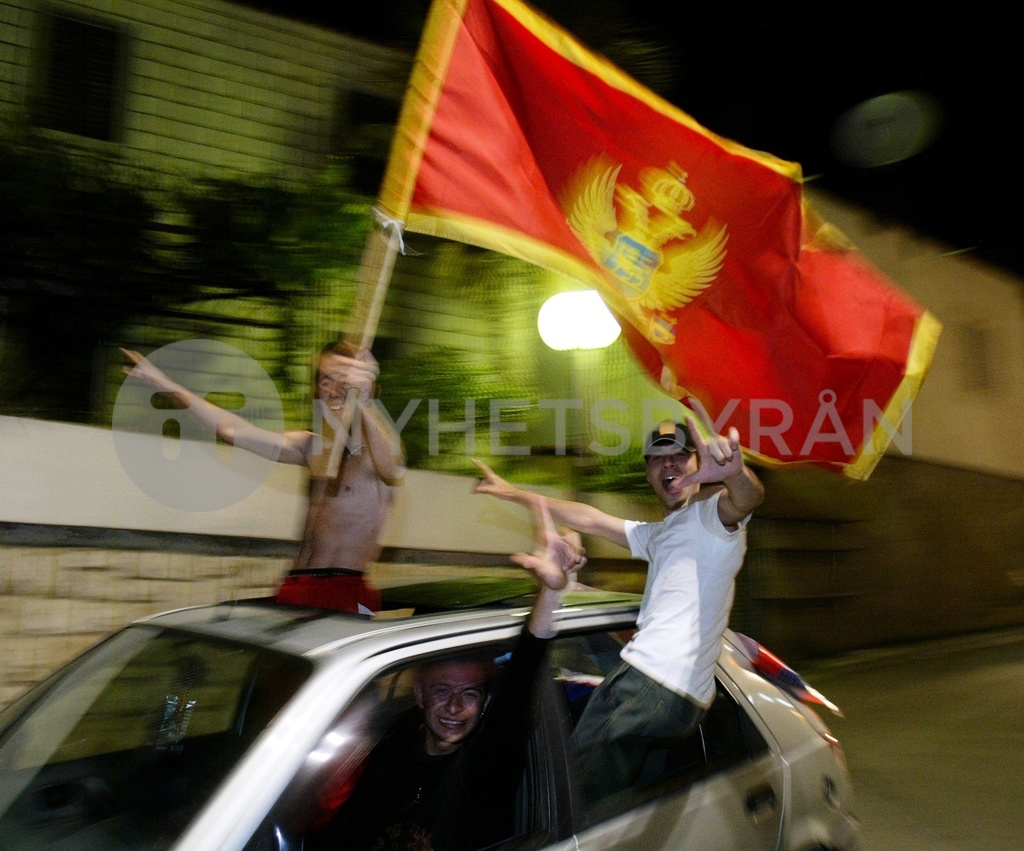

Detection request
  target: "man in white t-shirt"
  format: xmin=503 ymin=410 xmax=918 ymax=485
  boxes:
xmin=473 ymin=415 xmax=764 ymax=801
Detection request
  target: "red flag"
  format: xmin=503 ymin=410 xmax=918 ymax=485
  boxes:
xmin=378 ymin=0 xmax=941 ymax=479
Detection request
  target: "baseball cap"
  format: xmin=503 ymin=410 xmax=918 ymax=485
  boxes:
xmin=643 ymin=421 xmax=696 ymax=458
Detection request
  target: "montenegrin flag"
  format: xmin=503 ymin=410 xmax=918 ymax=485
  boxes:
xmin=377 ymin=0 xmax=942 ymax=479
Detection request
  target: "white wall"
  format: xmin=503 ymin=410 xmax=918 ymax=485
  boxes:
xmin=0 ymin=415 xmax=584 ymax=556
xmin=807 ymin=189 xmax=1024 ymax=480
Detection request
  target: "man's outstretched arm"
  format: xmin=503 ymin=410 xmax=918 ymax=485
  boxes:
xmin=473 ymin=460 xmax=628 ymax=549
xmin=121 ymin=348 xmax=311 ymax=464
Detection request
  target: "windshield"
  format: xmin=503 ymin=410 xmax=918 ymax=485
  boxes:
xmin=0 ymin=625 xmax=312 ymax=850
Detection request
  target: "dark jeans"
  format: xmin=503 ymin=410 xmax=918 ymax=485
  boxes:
xmin=573 ymin=661 xmax=706 ymax=803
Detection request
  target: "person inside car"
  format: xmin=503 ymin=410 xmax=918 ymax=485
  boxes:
xmin=304 ymin=499 xmax=583 ymax=851
xmin=122 ymin=340 xmax=404 ymax=613
xmin=473 ymin=411 xmax=764 ymax=802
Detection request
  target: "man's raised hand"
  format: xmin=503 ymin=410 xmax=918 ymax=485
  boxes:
xmin=676 ymin=406 xmax=745 ymax=489
xmin=472 ymin=459 xmax=523 ymax=503
xmin=120 ymin=348 xmax=182 ymax=396
xmin=510 ymin=498 xmax=570 ymax=591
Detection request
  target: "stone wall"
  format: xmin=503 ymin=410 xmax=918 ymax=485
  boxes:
xmin=0 ymin=544 xmax=287 ymax=706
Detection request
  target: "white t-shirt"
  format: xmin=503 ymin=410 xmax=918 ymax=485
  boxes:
xmin=621 ymin=490 xmax=749 ymax=707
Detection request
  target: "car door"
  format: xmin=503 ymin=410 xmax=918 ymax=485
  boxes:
xmin=546 ymin=629 xmax=785 ymax=850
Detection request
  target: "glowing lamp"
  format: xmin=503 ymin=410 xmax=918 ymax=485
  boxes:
xmin=537 ymin=290 xmax=620 ymax=351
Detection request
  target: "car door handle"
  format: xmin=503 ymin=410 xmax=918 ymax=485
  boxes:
xmin=745 ymin=783 xmax=778 ymax=823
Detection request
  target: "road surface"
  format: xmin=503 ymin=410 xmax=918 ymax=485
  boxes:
xmin=800 ymin=627 xmax=1024 ymax=850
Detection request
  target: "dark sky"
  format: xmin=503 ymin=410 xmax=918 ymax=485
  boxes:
xmin=252 ymin=1 xmax=1022 ymax=279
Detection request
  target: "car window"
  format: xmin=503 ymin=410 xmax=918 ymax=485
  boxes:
xmin=252 ymin=636 xmax=555 ymax=851
xmin=0 ymin=625 xmax=312 ymax=851
xmin=549 ymin=626 xmax=633 ymax=726
xmin=250 ymin=664 xmax=417 ymax=845
xmin=550 ymin=629 xmax=770 ymax=823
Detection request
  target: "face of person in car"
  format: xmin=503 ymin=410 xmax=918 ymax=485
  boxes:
xmin=415 ymin=660 xmax=492 ymax=756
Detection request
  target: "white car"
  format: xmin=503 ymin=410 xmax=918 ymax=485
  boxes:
xmin=0 ymin=579 xmax=859 ymax=850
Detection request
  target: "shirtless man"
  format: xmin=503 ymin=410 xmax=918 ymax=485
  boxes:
xmin=122 ymin=341 xmax=404 ymax=613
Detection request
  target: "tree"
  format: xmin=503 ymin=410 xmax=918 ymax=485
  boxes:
xmin=0 ymin=136 xmax=371 ymax=425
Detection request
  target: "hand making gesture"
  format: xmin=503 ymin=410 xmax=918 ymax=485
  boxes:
xmin=120 ymin=348 xmax=184 ymax=397
xmin=510 ymin=498 xmax=574 ymax=591
xmin=672 ymin=409 xmax=745 ymax=491
xmin=675 ymin=402 xmax=764 ymax=529
xmin=471 ymin=458 xmax=522 ymax=502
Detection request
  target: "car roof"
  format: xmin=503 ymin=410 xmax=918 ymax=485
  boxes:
xmin=134 ymin=578 xmax=643 ymax=657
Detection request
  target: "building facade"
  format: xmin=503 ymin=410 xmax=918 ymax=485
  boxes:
xmin=2 ymin=0 xmax=1024 ymax=708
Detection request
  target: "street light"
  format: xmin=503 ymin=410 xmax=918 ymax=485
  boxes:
xmin=537 ymin=290 xmax=620 ymax=350
xmin=536 ymin=289 xmax=620 ymax=471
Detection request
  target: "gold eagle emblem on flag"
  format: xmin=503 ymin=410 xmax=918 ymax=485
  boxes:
xmin=564 ymin=159 xmax=728 ymax=327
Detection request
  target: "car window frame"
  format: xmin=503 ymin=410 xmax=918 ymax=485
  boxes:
xmin=245 ymin=626 xmax=568 ymax=851
xmin=0 ymin=624 xmax=314 ymax=851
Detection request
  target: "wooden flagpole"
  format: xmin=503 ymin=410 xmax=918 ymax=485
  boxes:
xmin=325 ymin=217 xmax=404 ymax=478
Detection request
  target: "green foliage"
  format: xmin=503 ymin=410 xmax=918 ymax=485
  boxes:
xmin=0 ymin=138 xmax=163 ymax=420
xmin=376 ymin=345 xmax=536 ymax=474
xmin=170 ymin=167 xmax=371 ymax=301
xmin=0 ymin=137 xmax=371 ymax=424
xmin=573 ymin=448 xmax=651 ymax=496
